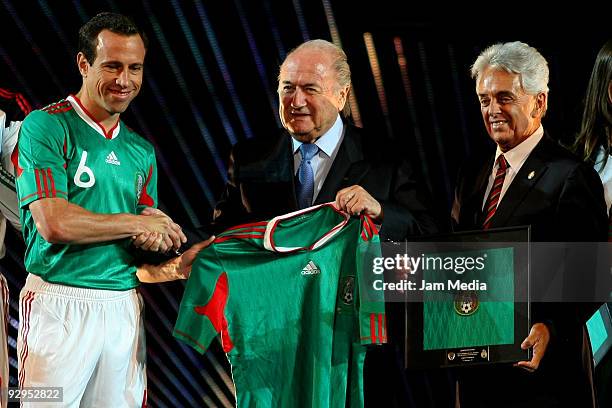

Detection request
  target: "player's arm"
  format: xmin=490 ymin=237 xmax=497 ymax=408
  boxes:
xmin=29 ymin=197 xmax=181 ymax=244
xmin=16 ymin=110 xmax=183 ymax=248
xmin=132 ymin=207 xmax=186 ymax=252
xmin=137 ymin=237 xmax=214 ymax=283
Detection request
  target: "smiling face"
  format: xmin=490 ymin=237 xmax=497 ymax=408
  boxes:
xmin=476 ymin=67 xmax=546 ymax=152
xmin=278 ymin=48 xmax=349 ymax=143
xmin=77 ymin=29 xmax=145 ymax=123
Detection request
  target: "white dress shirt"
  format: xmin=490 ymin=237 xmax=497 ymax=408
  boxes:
xmin=482 ymin=126 xmax=545 ymax=210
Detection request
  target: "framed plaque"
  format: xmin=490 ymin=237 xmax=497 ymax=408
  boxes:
xmin=384 ymin=226 xmax=530 ymax=368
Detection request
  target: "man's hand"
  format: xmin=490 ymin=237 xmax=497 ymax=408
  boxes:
xmin=133 ymin=207 xmax=187 ymax=252
xmin=515 ymin=322 xmax=551 ymax=372
xmin=136 ymin=236 xmax=215 ymax=283
xmin=335 ymin=185 xmax=383 ymax=221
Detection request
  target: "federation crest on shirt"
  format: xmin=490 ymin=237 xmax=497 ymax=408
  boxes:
xmin=454 ymin=290 xmax=479 ymax=316
xmin=135 ymin=174 xmax=144 ymax=201
xmin=340 ymin=276 xmax=355 ymax=305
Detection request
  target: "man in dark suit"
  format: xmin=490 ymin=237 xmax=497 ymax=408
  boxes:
xmin=210 ymin=39 xmax=440 ymax=407
xmin=211 ymin=39 xmax=437 ymax=241
xmin=452 ymin=41 xmax=608 ymax=407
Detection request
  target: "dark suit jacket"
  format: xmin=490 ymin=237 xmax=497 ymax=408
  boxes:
xmin=453 ymin=134 xmax=608 ymax=408
xmin=211 ymin=123 xmax=438 ymax=240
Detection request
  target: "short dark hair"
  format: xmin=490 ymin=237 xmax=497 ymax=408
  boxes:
xmin=78 ymin=12 xmax=148 ymax=64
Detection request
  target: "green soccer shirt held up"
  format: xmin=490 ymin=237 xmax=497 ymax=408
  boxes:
xmin=15 ymin=95 xmax=158 ymax=290
xmin=174 ymin=203 xmax=387 ymax=408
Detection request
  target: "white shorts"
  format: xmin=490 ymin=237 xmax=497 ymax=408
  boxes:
xmin=0 ymin=274 xmax=8 ymax=408
xmin=17 ymin=274 xmax=146 ymax=408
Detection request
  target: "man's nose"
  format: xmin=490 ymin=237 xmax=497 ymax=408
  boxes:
xmin=291 ymin=88 xmax=306 ymax=108
xmin=488 ymin=99 xmax=501 ymax=116
xmin=116 ymin=69 xmax=129 ymax=88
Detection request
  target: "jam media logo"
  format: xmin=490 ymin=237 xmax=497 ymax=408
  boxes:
xmin=301 ymin=260 xmax=321 ymax=276
xmin=454 ymin=290 xmax=479 ymax=316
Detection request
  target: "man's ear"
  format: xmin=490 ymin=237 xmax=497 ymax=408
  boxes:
xmin=77 ymin=52 xmax=90 ymax=77
xmin=532 ymin=92 xmax=547 ymax=117
xmin=336 ymin=84 xmax=351 ymax=112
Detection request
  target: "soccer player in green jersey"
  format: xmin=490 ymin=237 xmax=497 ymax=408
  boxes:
xmin=13 ymin=12 xmax=208 ymax=407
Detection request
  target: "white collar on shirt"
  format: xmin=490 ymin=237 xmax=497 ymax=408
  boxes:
xmin=67 ymin=94 xmax=121 ymax=140
xmin=494 ymin=125 xmax=544 ymax=171
xmin=291 ymin=114 xmax=343 ymax=157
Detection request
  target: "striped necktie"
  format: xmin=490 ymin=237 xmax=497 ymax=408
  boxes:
xmin=483 ymin=155 xmax=509 ymax=230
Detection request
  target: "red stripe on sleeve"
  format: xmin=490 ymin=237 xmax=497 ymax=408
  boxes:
xmin=367 ymin=216 xmax=379 ymax=236
xmin=34 ymin=169 xmax=42 ymax=198
xmin=138 ymin=165 xmax=155 ymax=207
xmin=41 ymin=170 xmax=50 ymax=197
xmin=225 ymin=221 xmax=268 ymax=231
xmin=47 ymin=168 xmax=56 ymax=196
xmin=378 ymin=313 xmax=383 ymax=343
xmin=370 ymin=313 xmax=376 ymax=343
xmin=365 ymin=218 xmax=374 ymax=239
xmin=214 ymin=234 xmax=264 ymax=243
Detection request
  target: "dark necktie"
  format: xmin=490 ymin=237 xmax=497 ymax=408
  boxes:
xmin=296 ymin=143 xmax=319 ymax=209
xmin=483 ymin=155 xmax=509 ymax=230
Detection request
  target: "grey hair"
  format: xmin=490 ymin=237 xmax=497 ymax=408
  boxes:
xmin=471 ymin=41 xmax=549 ymax=95
xmin=281 ymin=39 xmax=352 ymax=117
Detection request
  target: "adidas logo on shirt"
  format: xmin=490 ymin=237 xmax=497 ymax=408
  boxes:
xmin=105 ymin=151 xmax=121 ymax=166
xmin=301 ymin=260 xmax=321 ymax=276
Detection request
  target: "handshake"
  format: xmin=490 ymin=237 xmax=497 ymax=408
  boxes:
xmin=133 ymin=207 xmax=215 ymax=283
xmin=132 ymin=207 xmax=188 ymax=254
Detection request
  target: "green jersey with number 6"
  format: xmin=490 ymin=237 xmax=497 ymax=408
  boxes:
xmin=15 ymin=95 xmax=157 ymax=290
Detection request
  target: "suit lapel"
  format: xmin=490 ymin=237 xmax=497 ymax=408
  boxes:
xmin=489 ymin=136 xmax=550 ymax=228
xmin=470 ymin=156 xmax=495 ymax=226
xmin=315 ymin=125 xmax=367 ymax=203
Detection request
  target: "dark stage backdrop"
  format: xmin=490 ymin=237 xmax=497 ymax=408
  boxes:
xmin=0 ymin=1 xmax=608 ymax=406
